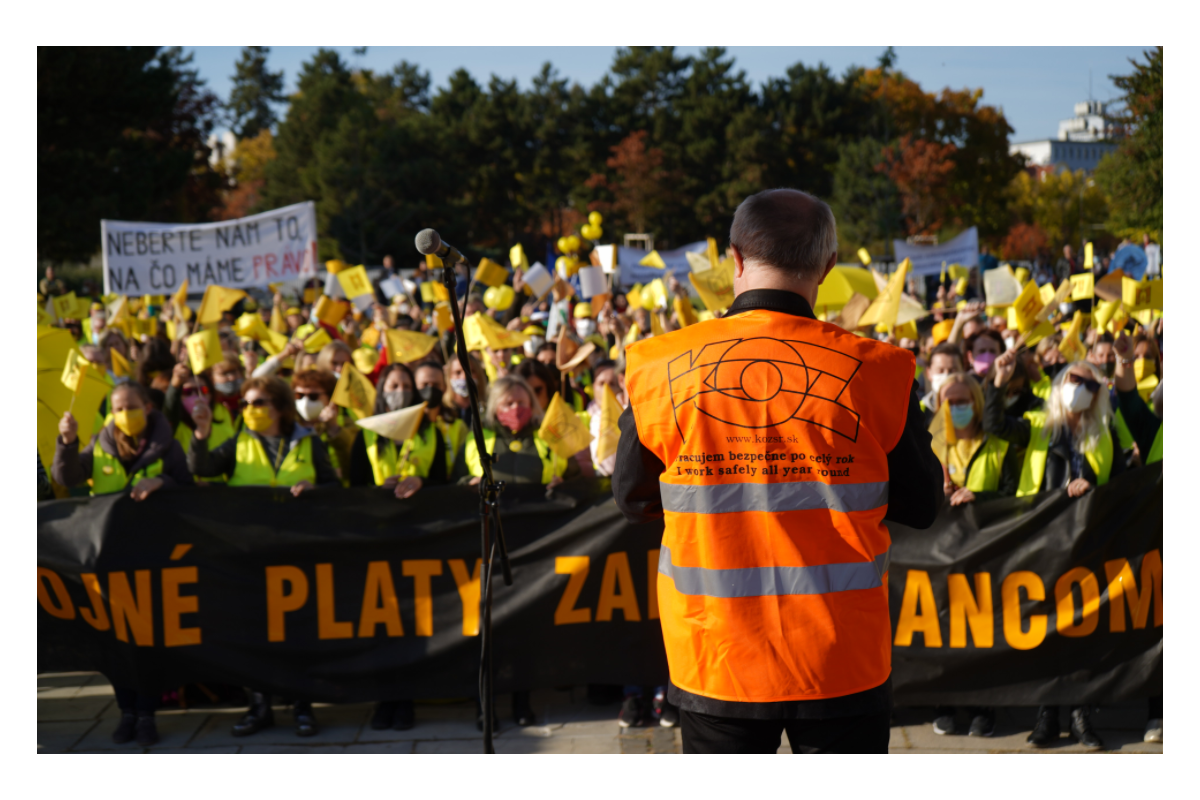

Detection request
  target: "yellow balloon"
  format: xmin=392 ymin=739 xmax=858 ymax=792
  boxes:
xmin=483 ymin=286 xmax=501 ymax=309
xmin=556 ymin=237 xmax=570 ymax=253
xmin=555 ymin=256 xmax=571 ymax=275
xmin=592 ymin=225 xmax=603 ymax=240
xmin=493 ymin=285 xmax=515 ymax=311
xmin=568 ymin=235 xmax=582 ymax=252
xmin=580 ymin=224 xmax=596 ymax=241
xmin=588 ymin=211 xmax=603 ymax=227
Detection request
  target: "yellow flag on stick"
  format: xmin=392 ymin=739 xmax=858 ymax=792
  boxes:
xmin=186 ymin=328 xmax=223 ymax=374
xmin=61 ymin=349 xmax=91 ymax=395
xmin=384 ymin=329 xmax=438 ymax=363
xmin=332 ymin=364 xmax=377 ymax=419
xmin=674 ymin=295 xmax=699 ymax=328
xmin=639 ymin=250 xmax=666 ymax=269
xmin=644 ymin=278 xmax=668 ymax=310
xmin=538 ymin=392 xmax=594 ymax=460
xmin=689 ymin=258 xmax=735 ymax=311
xmin=110 ymin=348 xmax=133 ymax=379
xmin=858 ymin=259 xmax=910 ymax=330
xmin=1035 ymin=279 xmax=1072 ymax=325
xmin=425 ymin=253 xmax=443 ymax=269
xmin=650 ymin=310 xmax=665 ymax=337
xmin=625 ymin=285 xmax=643 ymax=311
xmin=303 ymin=327 xmax=333 ymax=353
xmin=432 ymin=281 xmax=450 ymax=303
xmin=234 ymin=312 xmax=269 ymax=340
xmin=1092 ymin=299 xmax=1119 ymax=332
xmin=462 ymin=312 xmax=530 ymax=352
xmin=197 ymin=285 xmax=247 ymax=325
xmin=1122 ymin=277 xmax=1161 ymax=311
xmin=172 ymin=279 xmax=190 ymax=320
xmin=510 ymin=243 xmax=529 ymax=270
xmin=857 ymin=247 xmax=872 ymax=266
xmin=474 ymin=258 xmax=509 ymax=288
xmin=1084 ymin=241 xmax=1094 ymax=269
xmin=337 ymin=265 xmax=374 ymax=299
xmin=259 ymin=327 xmax=289 ymax=356
xmin=107 ymin=296 xmax=130 ymax=325
xmin=52 ymin=292 xmax=79 ymax=321
xmin=269 ymin=303 xmax=288 ymax=334
xmin=1058 ymin=311 xmax=1086 ymax=362
xmin=706 ymin=237 xmax=720 ymax=269
xmin=594 ymin=385 xmax=623 ymax=463
xmin=354 ymin=403 xmax=426 ymax=443
xmin=1070 ymin=273 xmax=1094 ymax=301
xmin=419 ymin=282 xmax=437 ymax=304
xmin=434 ymin=302 xmax=453 ymax=333
xmin=314 ymin=295 xmax=350 ymax=327
xmin=1012 ymin=280 xmax=1044 ymax=333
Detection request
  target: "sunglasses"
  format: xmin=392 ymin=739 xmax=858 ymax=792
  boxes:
xmin=244 ymin=398 xmax=272 ymax=408
xmin=183 ymin=386 xmax=209 ymax=397
xmin=1066 ymin=373 xmax=1102 ymax=394
xmin=294 ymin=392 xmax=324 ymax=402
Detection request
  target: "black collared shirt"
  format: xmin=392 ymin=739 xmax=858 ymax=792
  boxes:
xmin=612 ymin=288 xmax=943 ymax=720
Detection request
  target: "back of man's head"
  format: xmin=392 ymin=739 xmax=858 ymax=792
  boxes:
xmin=729 ymin=188 xmax=837 ymax=282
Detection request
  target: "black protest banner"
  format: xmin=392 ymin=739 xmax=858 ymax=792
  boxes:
xmin=38 ymin=466 xmax=1162 ymax=706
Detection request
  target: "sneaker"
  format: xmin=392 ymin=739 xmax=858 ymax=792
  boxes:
xmin=112 ymin=711 xmax=137 ymax=744
xmin=932 ymin=709 xmax=956 ymax=736
xmin=659 ymin=700 xmax=679 ymax=728
xmin=1027 ymin=707 xmax=1060 ymax=747
xmin=1144 ymin=719 xmax=1162 ymax=743
xmin=134 ymin=714 xmax=160 ymax=747
xmin=618 ymin=694 xmax=645 ymax=728
xmin=968 ymin=709 xmax=995 ymax=737
xmin=1069 ymin=707 xmax=1104 ymax=750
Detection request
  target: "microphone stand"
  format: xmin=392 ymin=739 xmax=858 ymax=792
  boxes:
xmin=440 ymin=259 xmax=513 ymax=754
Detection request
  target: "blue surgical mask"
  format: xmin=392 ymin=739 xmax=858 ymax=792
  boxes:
xmin=949 ymin=404 xmax=975 ymax=429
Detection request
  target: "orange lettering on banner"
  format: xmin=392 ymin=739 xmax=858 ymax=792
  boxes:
xmin=554 ymin=557 xmax=592 ymax=625
xmin=1054 ymin=567 xmax=1100 ymax=637
xmin=79 ymin=573 xmax=111 ymax=631
xmin=265 ymin=565 xmax=308 ymax=642
xmin=316 ymin=563 xmax=354 ymax=640
xmin=358 ymin=561 xmax=404 ymax=638
xmin=403 ymin=560 xmax=443 ymax=637
xmin=647 ymin=550 xmax=660 ymax=620
xmin=37 ymin=568 xmax=76 ymax=620
xmin=893 ymin=570 xmax=942 ymax=647
xmin=1001 ymin=571 xmax=1047 ymax=650
xmin=948 ymin=573 xmax=993 ymax=648
xmin=161 ymin=567 xmax=202 ymax=647
xmin=448 ymin=559 xmax=482 ymax=636
xmin=1105 ymin=550 xmax=1163 ymax=631
xmin=109 ymin=570 xmax=154 ymax=646
xmin=595 ymin=552 xmax=641 ymax=622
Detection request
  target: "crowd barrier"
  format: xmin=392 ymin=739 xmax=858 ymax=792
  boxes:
xmin=37 ymin=465 xmax=1161 ymax=705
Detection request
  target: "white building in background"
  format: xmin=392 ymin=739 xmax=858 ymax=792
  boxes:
xmin=1010 ymin=100 xmax=1117 ymax=172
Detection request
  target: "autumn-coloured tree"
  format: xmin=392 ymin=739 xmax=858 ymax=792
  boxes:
xmin=216 ymin=129 xmax=277 ymax=220
xmin=880 ymin=135 xmax=957 ymax=236
xmin=585 ymin=130 xmax=669 ymax=234
xmin=1000 ymin=222 xmax=1049 ymax=260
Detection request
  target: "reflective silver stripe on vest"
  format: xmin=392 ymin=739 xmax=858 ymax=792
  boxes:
xmin=659 ymin=479 xmax=888 ymax=515
xmin=659 ymin=546 xmax=890 ymax=599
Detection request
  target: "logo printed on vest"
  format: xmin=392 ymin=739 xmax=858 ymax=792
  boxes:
xmin=667 ymin=337 xmax=863 ymax=443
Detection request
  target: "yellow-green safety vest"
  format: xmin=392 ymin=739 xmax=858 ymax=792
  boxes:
xmin=227 ymin=431 xmax=316 ymax=487
xmin=91 ymin=445 xmax=164 ymax=495
xmin=964 ymin=434 xmax=1011 ymax=493
xmin=1016 ymin=409 xmax=1113 ymax=497
xmin=464 ymin=427 xmax=566 ymax=485
xmin=1031 ymin=374 xmax=1052 ymax=401
xmin=363 ymin=429 xmax=401 ymax=486
xmin=1147 ymin=425 xmax=1163 ymax=464
xmin=1114 ymin=409 xmax=1135 ymax=451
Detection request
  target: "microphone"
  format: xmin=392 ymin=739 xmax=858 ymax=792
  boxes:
xmin=414 ymin=228 xmax=466 ymax=266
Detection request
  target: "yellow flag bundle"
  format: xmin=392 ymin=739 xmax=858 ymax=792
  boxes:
xmin=538 ymin=392 xmax=594 ymax=460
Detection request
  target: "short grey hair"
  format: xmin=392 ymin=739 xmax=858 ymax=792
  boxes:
xmin=729 ymin=188 xmax=838 ymax=281
xmin=484 ymin=375 xmax=545 ymax=429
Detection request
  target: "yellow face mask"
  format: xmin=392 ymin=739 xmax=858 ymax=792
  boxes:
xmin=1133 ymin=357 xmax=1156 ymax=383
xmin=113 ymin=408 xmax=147 ymax=438
xmin=243 ymin=405 xmax=274 ymax=432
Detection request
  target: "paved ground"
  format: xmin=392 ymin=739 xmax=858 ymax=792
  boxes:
xmin=38 ymin=672 xmax=1162 ymax=754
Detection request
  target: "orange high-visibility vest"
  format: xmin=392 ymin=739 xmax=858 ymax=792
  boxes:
xmin=625 ymin=308 xmax=914 ymax=704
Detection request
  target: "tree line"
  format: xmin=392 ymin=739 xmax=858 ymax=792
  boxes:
xmin=38 ymin=46 xmax=1163 ymax=267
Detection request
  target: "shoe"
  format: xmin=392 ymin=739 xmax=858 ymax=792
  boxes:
xmin=964 ymin=714 xmax=993 ymax=738
xmin=618 ymin=694 xmax=645 ymax=729
xmin=230 ymin=705 xmax=274 ymax=743
xmin=659 ymin=700 xmax=679 ymax=728
xmin=513 ymin=694 xmax=536 ymax=727
xmin=932 ymin=707 xmax=956 ymax=736
xmin=294 ymin=701 xmax=318 ymax=737
xmin=134 ymin=715 xmax=160 ymax=746
xmin=1144 ymin=719 xmax=1162 ymax=743
xmin=1069 ymin=707 xmax=1104 ymax=749
xmin=112 ymin=711 xmax=137 ymax=744
xmin=371 ymin=701 xmax=398 ymax=731
xmin=393 ymin=700 xmax=415 ymax=731
xmin=1027 ymin=707 xmax=1060 ymax=747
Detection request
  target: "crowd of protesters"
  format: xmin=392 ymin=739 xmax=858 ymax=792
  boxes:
xmin=38 ymin=231 xmax=1162 ymax=749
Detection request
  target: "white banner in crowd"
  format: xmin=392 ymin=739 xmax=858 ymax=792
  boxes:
xmin=101 ymin=201 xmax=318 ymax=295
xmin=892 ymin=227 xmax=979 ymax=276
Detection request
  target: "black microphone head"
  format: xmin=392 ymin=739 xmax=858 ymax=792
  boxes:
xmin=414 ymin=228 xmax=442 ymax=256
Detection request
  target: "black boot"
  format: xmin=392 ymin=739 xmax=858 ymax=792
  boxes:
xmin=371 ymin=701 xmax=398 ymax=731
xmin=1070 ymin=706 xmax=1104 ymax=749
xmin=1027 ymin=705 xmax=1060 ymax=747
xmin=513 ymin=691 xmax=535 ymax=727
xmin=294 ymin=700 xmax=318 ymax=737
xmin=394 ymin=700 xmax=415 ymax=731
xmin=112 ymin=711 xmax=137 ymax=744
xmin=134 ymin=714 xmax=160 ymax=746
xmin=231 ymin=692 xmax=274 ymax=737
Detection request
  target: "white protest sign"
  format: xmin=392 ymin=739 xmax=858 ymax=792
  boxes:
xmin=379 ymin=276 xmax=404 ymax=300
xmin=983 ymin=265 xmax=1021 ymax=307
xmin=523 ymin=262 xmax=554 ymax=299
xmin=578 ymin=266 xmax=607 ymax=299
xmin=102 ymin=201 xmax=318 ymax=296
xmin=891 ymin=227 xmax=979 ymax=277
xmin=593 ymin=244 xmax=616 ymax=274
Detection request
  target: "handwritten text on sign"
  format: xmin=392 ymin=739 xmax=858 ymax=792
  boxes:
xmin=101 ymin=201 xmax=318 ymax=295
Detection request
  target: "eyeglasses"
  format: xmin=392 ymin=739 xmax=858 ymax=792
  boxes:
xmin=294 ymin=392 xmax=323 ymax=402
xmin=1066 ymin=373 xmax=1102 ymax=394
xmin=244 ymin=398 xmax=271 ymax=408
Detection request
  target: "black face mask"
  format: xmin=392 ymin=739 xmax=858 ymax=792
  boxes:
xmin=418 ymin=385 xmax=442 ymax=404
xmin=1043 ymin=361 xmax=1068 ymax=379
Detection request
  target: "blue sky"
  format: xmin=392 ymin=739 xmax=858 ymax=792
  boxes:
xmin=185 ymin=46 xmax=1153 ymax=143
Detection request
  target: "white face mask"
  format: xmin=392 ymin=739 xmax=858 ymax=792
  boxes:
xmin=296 ymin=397 xmax=325 ymax=422
xmin=524 ymin=336 xmax=545 ymax=358
xmin=575 ymin=319 xmax=597 ymax=339
xmin=1003 ymin=335 xmax=1017 ymax=352
xmin=1061 ymin=382 xmax=1094 ymax=413
xmin=929 ymin=372 xmax=951 ymax=395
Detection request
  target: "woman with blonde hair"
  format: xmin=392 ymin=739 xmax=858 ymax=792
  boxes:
xmin=930 ymin=372 xmax=1020 ymax=507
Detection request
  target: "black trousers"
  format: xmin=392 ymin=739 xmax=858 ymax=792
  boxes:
xmin=113 ymin=686 xmax=158 ymax=715
xmin=681 ymin=710 xmax=890 ymax=754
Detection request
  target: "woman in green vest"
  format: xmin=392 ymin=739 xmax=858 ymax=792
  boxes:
xmin=51 ymin=381 xmax=193 ymax=747
xmin=1113 ymin=332 xmax=1163 ymax=465
xmin=165 ymin=357 xmax=241 ymax=463
xmin=347 ymin=363 xmax=418 ymax=492
xmin=931 ymin=372 xmax=1020 ymax=506
xmin=402 ymin=361 xmax=468 ymax=489
xmin=292 ymin=367 xmax=356 ymax=485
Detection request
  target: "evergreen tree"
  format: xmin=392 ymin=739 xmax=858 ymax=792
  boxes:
xmin=227 ymin=46 xmax=285 ymax=141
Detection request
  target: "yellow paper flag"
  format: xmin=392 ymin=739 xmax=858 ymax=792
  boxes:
xmin=332 ymin=364 xmax=377 ymax=419
xmin=172 ymin=279 xmax=190 ymax=321
xmin=186 ymin=328 xmax=223 ymax=374
xmin=1093 ymin=300 xmax=1119 ymax=332
xmin=419 ymin=282 xmax=436 ymax=304
xmin=259 ymin=328 xmax=289 ymax=356
xmin=314 ymin=295 xmax=350 ymax=327
xmin=689 ymin=258 xmax=735 ymax=311
xmin=107 ymin=296 xmax=130 ymax=325
xmin=197 ymin=285 xmax=247 ymax=326
xmin=384 ymin=329 xmax=438 ymax=364
xmin=1109 ymin=305 xmax=1130 ymax=335
xmin=1012 ymin=280 xmax=1045 ymax=333
xmin=52 ymin=292 xmax=79 ymax=321
xmin=425 ymin=253 xmax=443 ymax=269
xmin=858 ymin=259 xmax=910 ymax=330
xmin=354 ymin=404 xmax=426 ymax=443
xmin=639 ymin=250 xmax=666 ymax=269
xmin=706 ymin=237 xmax=720 ymax=269
xmin=594 ymin=385 xmax=623 ymax=463
xmin=432 ymin=281 xmax=450 ymax=303
xmin=644 ymin=278 xmax=668 ymax=310
xmin=510 ymin=243 xmax=529 ymax=270
xmin=1058 ymin=311 xmax=1086 ymax=362
xmin=1084 ymin=242 xmax=1094 ymax=270
xmin=462 ymin=312 xmax=530 ymax=352
xmin=1122 ymin=277 xmax=1160 ymax=311
xmin=1014 ymin=267 xmax=1030 ymax=286
xmin=303 ymin=327 xmax=333 ymax=353
xmin=474 ymin=258 xmax=509 ymax=288
xmin=434 ymin=302 xmax=453 ymax=333
xmin=857 ymin=248 xmax=872 ymax=267
xmin=674 ymin=295 xmax=699 ymax=328
xmin=61 ymin=349 xmax=92 ymax=394
xmin=625 ymin=285 xmax=643 ymax=311
xmin=650 ymin=310 xmax=665 ymax=337
xmin=110 ymin=347 xmax=133 ymax=379
xmin=337 ymin=265 xmax=374 ymax=299
xmin=269 ymin=304 xmax=288 ymax=334
xmin=538 ymin=392 xmax=594 ymax=460
xmin=1070 ymin=273 xmax=1094 ymax=301
xmin=234 ymin=312 xmax=269 ymax=340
